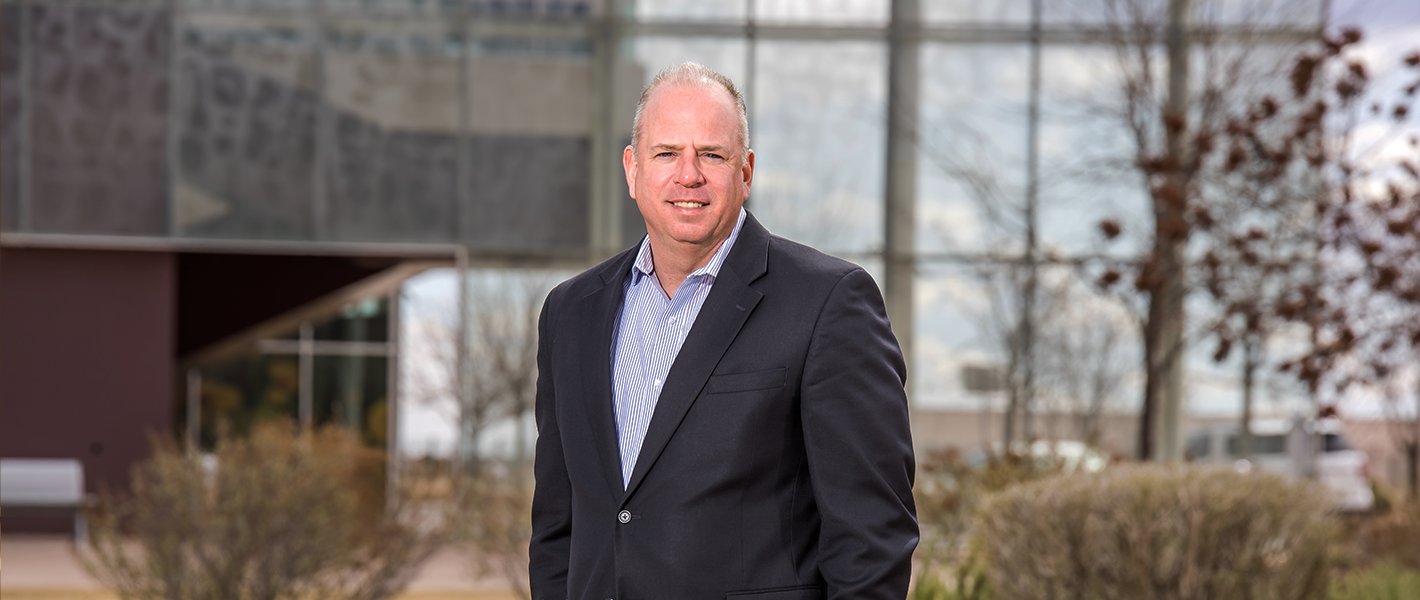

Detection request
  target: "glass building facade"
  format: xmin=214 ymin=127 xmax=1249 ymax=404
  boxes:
xmin=1 ymin=0 xmax=1331 ymax=457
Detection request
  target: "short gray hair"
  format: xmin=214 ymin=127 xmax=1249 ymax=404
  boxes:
xmin=630 ymin=62 xmax=750 ymax=158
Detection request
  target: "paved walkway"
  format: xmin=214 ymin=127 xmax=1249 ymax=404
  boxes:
xmin=0 ymin=535 xmax=519 ymax=595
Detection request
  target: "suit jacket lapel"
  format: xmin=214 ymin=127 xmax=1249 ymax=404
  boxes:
xmin=574 ymin=248 xmax=638 ymax=504
xmin=621 ymin=213 xmax=771 ymax=504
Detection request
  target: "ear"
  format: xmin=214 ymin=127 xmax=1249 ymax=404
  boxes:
xmin=623 ymin=145 xmax=637 ymax=198
xmin=740 ymin=149 xmax=754 ymax=198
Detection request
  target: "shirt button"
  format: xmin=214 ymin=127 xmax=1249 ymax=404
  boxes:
xmin=653 ymin=378 xmax=662 ymax=387
xmin=668 ymin=316 xmax=677 ymax=324
xmin=618 ymin=510 xmax=632 ymax=524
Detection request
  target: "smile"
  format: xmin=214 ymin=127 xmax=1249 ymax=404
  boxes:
xmin=670 ymin=201 xmax=707 ymax=208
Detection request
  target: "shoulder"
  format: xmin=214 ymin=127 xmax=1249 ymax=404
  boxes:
xmin=764 ymin=234 xmax=872 ymax=287
xmin=545 ymin=245 xmax=636 ymax=307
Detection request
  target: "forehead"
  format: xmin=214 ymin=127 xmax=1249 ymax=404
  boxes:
xmin=640 ymin=83 xmax=739 ymax=143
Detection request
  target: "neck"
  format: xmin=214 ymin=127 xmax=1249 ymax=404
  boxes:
xmin=648 ymin=237 xmax=723 ymax=299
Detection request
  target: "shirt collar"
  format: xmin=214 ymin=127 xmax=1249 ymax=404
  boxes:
xmin=632 ymin=207 xmax=747 ymax=282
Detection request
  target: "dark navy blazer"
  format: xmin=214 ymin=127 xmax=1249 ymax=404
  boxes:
xmin=530 ymin=212 xmax=918 ymax=600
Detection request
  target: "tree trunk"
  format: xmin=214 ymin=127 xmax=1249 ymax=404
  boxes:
xmin=1238 ymin=336 xmax=1257 ymax=461
xmin=1408 ymin=440 xmax=1418 ymax=503
xmin=1140 ymin=0 xmax=1192 ymax=463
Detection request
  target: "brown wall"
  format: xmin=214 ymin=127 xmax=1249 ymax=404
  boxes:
xmin=1 ymin=248 xmax=174 ymax=532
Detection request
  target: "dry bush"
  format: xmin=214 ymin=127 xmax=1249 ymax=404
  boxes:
xmin=975 ymin=464 xmax=1338 ymax=600
xmin=451 ymin=463 xmax=533 ymax=600
xmin=913 ymin=446 xmax=1088 ymax=598
xmin=80 ymin=423 xmax=445 ymax=600
xmin=1349 ymin=500 xmax=1420 ymax=572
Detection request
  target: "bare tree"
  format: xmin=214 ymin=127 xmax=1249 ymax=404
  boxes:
xmin=403 ymin=270 xmax=551 ymax=469
xmin=920 ymin=116 xmax=1137 ymax=447
xmin=1081 ymin=0 xmax=1315 ymax=460
xmin=1227 ymin=30 xmax=1420 ymax=497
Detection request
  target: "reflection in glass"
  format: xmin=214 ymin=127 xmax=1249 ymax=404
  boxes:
xmin=1036 ymin=45 xmax=1146 ymax=257
xmin=751 ymin=40 xmax=886 ymax=257
xmin=915 ymin=43 xmax=1031 ymax=256
xmin=634 ymin=0 xmax=747 ymax=23
xmin=461 ymin=50 xmax=596 ymax=251
xmin=1 ymin=3 xmax=20 ymax=229
xmin=630 ymin=36 xmax=749 ymax=93
xmin=1040 ymin=0 xmax=1323 ymax=28
xmin=754 ymin=0 xmax=888 ymax=25
xmin=324 ymin=16 xmax=461 ymax=243
xmin=923 ymin=0 xmax=1029 ymax=25
xmin=914 ymin=263 xmax=1140 ymax=420
xmin=29 ymin=3 xmax=169 ymax=235
xmin=314 ymin=355 xmax=390 ymax=448
xmin=197 ymin=352 xmax=301 ymax=449
xmin=313 ymin=298 xmax=390 ymax=342
xmin=174 ymin=12 xmax=317 ymax=239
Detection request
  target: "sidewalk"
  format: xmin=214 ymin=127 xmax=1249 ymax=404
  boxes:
xmin=0 ymin=535 xmax=520 ymax=599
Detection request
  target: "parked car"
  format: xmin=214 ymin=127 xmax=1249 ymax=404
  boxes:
xmin=1185 ymin=416 xmax=1373 ymax=512
xmin=965 ymin=439 xmax=1110 ymax=475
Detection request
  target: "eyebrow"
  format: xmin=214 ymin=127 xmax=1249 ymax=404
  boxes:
xmin=647 ymin=142 xmax=732 ymax=154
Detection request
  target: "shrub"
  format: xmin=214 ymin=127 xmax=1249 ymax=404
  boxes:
xmin=1350 ymin=498 xmax=1420 ymax=570
xmin=974 ymin=464 xmax=1338 ymax=600
xmin=80 ymin=423 xmax=444 ymax=600
xmin=451 ymin=463 xmax=533 ymax=600
xmin=1329 ymin=562 xmax=1420 ymax=600
xmin=914 ymin=444 xmax=1104 ymax=595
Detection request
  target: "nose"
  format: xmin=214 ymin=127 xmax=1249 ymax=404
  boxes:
xmin=673 ymin=153 xmax=705 ymax=188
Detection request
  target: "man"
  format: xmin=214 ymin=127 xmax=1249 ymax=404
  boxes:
xmin=530 ymin=62 xmax=917 ymax=600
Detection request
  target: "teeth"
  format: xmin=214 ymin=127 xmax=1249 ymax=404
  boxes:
xmin=671 ymin=201 xmax=706 ymax=208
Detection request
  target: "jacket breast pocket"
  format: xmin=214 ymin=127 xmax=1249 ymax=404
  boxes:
xmin=706 ymin=367 xmax=786 ymax=395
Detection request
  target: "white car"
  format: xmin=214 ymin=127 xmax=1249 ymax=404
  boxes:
xmin=1185 ymin=416 xmax=1374 ymax=512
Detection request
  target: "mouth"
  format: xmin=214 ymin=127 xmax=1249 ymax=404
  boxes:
xmin=669 ymin=201 xmax=708 ymax=208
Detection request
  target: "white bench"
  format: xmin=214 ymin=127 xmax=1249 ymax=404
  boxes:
xmin=0 ymin=458 xmax=94 ymax=542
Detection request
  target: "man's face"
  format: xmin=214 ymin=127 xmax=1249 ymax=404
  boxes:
xmin=624 ymin=83 xmax=754 ymax=257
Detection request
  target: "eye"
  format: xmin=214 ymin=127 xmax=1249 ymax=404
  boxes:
xmin=702 ymin=152 xmax=726 ymax=162
xmin=655 ymin=151 xmax=676 ymax=159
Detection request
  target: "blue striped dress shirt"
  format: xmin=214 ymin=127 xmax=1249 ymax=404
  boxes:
xmin=611 ymin=208 xmax=747 ymax=488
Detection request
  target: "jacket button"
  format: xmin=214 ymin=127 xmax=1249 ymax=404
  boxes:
xmin=617 ymin=510 xmax=631 ymax=524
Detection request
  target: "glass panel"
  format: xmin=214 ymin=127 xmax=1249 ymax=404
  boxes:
xmin=915 ymin=263 xmax=1142 ymax=420
xmin=174 ymin=11 xmax=318 ymax=239
xmin=754 ymin=0 xmax=888 ymax=25
xmin=916 ymin=43 xmax=1030 ymax=256
xmin=324 ymin=14 xmax=461 ymax=243
xmin=1204 ymin=0 xmax=1324 ymax=27
xmin=312 ymin=297 xmax=391 ymax=342
xmin=198 ymin=352 xmax=301 ymax=449
xmin=314 ymin=355 xmax=390 ymax=448
xmin=1036 ymin=45 xmax=1149 ymax=258
xmin=1040 ymin=0 xmax=1323 ymax=29
xmin=914 ymin=264 xmax=1006 ymax=411
xmin=751 ymin=40 xmax=886 ymax=257
xmin=634 ymin=0 xmax=747 ymax=22
xmin=924 ymin=0 xmax=1030 ymax=25
xmin=29 ymin=3 xmax=169 ymax=235
xmin=1 ymin=3 xmax=20 ymax=230
xmin=180 ymin=0 xmax=314 ymax=10
xmin=462 ymin=43 xmax=595 ymax=252
xmin=470 ymin=0 xmax=599 ymax=19
xmin=630 ymin=36 xmax=749 ymax=88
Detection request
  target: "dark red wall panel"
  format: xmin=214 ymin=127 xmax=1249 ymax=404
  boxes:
xmin=1 ymin=248 xmax=174 ymax=532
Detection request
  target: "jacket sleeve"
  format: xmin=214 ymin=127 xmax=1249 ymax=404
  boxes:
xmin=529 ymin=294 xmax=571 ymax=600
xmin=800 ymin=268 xmax=919 ymax=599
